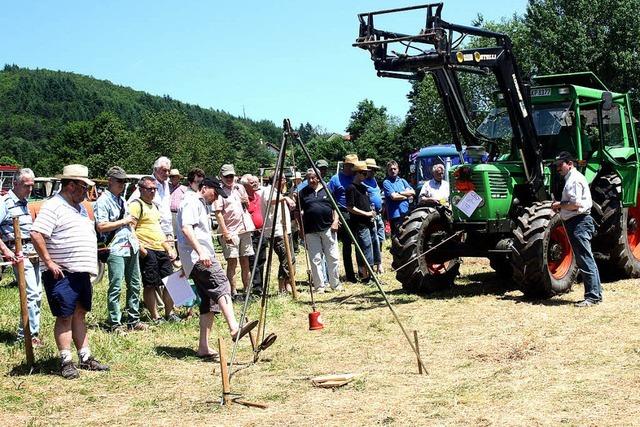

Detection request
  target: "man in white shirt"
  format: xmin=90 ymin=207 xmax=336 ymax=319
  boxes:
xmin=419 ymin=163 xmax=450 ymax=207
xmin=551 ymin=151 xmax=602 ymax=307
xmin=177 ymin=177 xmax=257 ymax=358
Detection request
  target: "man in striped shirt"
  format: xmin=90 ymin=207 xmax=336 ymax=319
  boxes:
xmin=31 ymin=164 xmax=109 ymax=379
xmin=0 ymin=168 xmax=42 ymax=345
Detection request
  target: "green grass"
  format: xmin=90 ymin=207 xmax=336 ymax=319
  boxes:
xmin=0 ymin=253 xmax=639 ymax=426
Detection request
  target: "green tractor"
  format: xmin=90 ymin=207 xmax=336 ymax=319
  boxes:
xmin=354 ymin=3 xmax=640 ymax=297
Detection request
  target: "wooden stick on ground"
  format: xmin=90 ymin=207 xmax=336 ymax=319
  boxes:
xmin=414 ymin=330 xmax=424 ymax=375
xmin=13 ymin=217 xmax=34 ymax=366
xmin=280 ymin=200 xmax=298 ymax=300
xmin=218 ymin=338 xmax=231 ymax=406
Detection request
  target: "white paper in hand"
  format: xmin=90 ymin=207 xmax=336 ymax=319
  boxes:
xmin=456 ymin=191 xmax=483 ymax=217
xmin=162 ymin=270 xmax=196 ymax=307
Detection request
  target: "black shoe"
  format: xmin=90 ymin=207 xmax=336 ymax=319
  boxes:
xmin=78 ymin=356 xmax=110 ymax=371
xmin=574 ymin=299 xmax=600 ymax=307
xmin=345 ymin=275 xmax=357 ymax=283
xmin=61 ymin=361 xmax=79 ymax=379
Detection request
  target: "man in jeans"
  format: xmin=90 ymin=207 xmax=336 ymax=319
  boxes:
xmin=383 ymin=160 xmax=415 ymax=237
xmin=0 ymin=168 xmax=43 ymax=345
xmin=299 ymin=168 xmax=342 ymax=293
xmin=94 ymin=166 xmax=146 ymax=331
xmin=346 ymin=161 xmax=377 ymax=282
xmin=328 ymin=154 xmax=358 ymax=282
xmin=551 ymin=151 xmax=602 ymax=307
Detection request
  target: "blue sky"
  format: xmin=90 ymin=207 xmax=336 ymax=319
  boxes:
xmin=1 ymin=1 xmax=527 ymax=133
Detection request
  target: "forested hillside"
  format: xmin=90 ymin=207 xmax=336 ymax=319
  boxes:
xmin=0 ymin=65 xmax=282 ymax=177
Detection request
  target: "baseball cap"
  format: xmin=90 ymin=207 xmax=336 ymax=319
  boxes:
xmin=220 ymin=164 xmax=236 ymax=176
xmin=106 ymin=166 xmax=127 ymax=180
xmin=316 ymin=159 xmax=329 ymax=168
xmin=202 ymin=177 xmax=228 ymax=198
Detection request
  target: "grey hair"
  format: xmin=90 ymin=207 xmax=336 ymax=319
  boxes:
xmin=138 ymin=175 xmax=155 ymax=188
xmin=13 ymin=168 xmax=35 ymax=184
xmin=239 ymin=174 xmax=255 ymax=186
xmin=432 ymin=163 xmax=445 ymax=173
xmin=153 ymin=156 xmax=171 ymax=170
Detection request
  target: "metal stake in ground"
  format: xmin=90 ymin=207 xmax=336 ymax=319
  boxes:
xmin=13 ymin=217 xmax=34 ymax=366
xmin=285 ymin=118 xmax=428 ymax=374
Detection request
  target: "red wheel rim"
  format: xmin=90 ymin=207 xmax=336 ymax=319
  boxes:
xmin=548 ymin=224 xmax=573 ymax=279
xmin=423 ymin=222 xmax=450 ymax=276
xmin=628 ymin=199 xmax=640 ymax=260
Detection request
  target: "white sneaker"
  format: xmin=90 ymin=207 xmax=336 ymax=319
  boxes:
xmin=332 ymin=285 xmax=345 ymax=292
xmin=315 ymin=287 xmax=326 ymax=294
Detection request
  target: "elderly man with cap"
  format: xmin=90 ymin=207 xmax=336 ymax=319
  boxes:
xmin=0 ymin=168 xmax=43 ymax=345
xmin=31 ymin=164 xmax=109 ymax=379
xmin=328 ymin=154 xmax=359 ymax=282
xmin=177 ymin=176 xmax=257 ymax=357
xmin=94 ymin=166 xmax=146 ymax=332
xmin=363 ymin=158 xmax=385 ymax=274
xmin=551 ymin=151 xmax=602 ymax=307
xmin=214 ymin=164 xmax=255 ymax=298
xmin=346 ymin=161 xmax=377 ymax=282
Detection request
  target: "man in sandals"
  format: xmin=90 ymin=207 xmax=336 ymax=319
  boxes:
xmin=177 ymin=177 xmax=257 ymax=358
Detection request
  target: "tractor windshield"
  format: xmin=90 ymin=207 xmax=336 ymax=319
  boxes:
xmin=478 ymin=102 xmax=574 ymax=159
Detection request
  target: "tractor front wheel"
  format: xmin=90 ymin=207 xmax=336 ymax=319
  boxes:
xmin=512 ymin=202 xmax=577 ymax=298
xmin=391 ymin=208 xmax=460 ymax=294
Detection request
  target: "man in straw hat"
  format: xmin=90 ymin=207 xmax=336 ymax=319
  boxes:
xmin=363 ymin=158 xmax=385 ymax=274
xmin=31 ymin=164 xmax=109 ymax=379
xmin=328 ymin=154 xmax=359 ymax=282
xmin=346 ymin=161 xmax=377 ymax=282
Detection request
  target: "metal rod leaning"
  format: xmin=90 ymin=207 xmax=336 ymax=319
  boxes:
xmin=286 ymin=118 xmax=428 ymax=374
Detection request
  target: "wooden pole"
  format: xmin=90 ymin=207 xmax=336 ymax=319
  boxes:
xmin=13 ymin=217 xmax=34 ymax=366
xmin=413 ymin=330 xmax=424 ymax=375
xmin=280 ymin=200 xmax=298 ymax=300
xmin=218 ymin=337 xmax=231 ymax=406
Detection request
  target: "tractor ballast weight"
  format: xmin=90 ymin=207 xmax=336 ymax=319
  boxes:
xmin=355 ymin=3 xmax=640 ymax=297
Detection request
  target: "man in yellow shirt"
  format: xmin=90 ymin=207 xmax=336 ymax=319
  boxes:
xmin=130 ymin=176 xmax=177 ymax=323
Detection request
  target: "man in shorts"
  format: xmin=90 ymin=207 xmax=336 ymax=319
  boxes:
xmin=177 ymin=177 xmax=257 ymax=357
xmin=130 ymin=176 xmax=177 ymax=323
xmin=214 ymin=164 xmax=255 ymax=297
xmin=30 ymin=164 xmax=109 ymax=379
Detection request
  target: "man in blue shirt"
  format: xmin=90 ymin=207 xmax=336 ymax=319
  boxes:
xmin=327 ymin=154 xmax=358 ymax=282
xmin=363 ymin=158 xmax=384 ymax=274
xmin=383 ymin=160 xmax=415 ymax=238
xmin=0 ymin=168 xmax=43 ymax=345
xmin=94 ymin=166 xmax=146 ymax=331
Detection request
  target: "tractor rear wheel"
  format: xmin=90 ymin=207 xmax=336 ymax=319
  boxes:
xmin=592 ymin=174 xmax=640 ymax=277
xmin=512 ymin=202 xmax=577 ymax=298
xmin=391 ymin=208 xmax=460 ymax=294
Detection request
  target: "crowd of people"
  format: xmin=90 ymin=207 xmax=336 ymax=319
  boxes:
xmin=0 ymin=153 xmax=429 ymax=380
xmin=0 ymin=150 xmax=603 ymax=380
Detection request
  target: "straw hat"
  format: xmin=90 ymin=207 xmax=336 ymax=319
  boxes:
xmin=169 ymin=168 xmax=183 ymax=178
xmin=344 ymin=154 xmax=359 ymax=165
xmin=56 ymin=164 xmax=95 ymax=186
xmin=352 ymin=161 xmax=369 ymax=173
xmin=365 ymin=158 xmax=381 ymax=170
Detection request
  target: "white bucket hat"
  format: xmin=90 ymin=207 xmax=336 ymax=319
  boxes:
xmin=56 ymin=164 xmax=95 ymax=186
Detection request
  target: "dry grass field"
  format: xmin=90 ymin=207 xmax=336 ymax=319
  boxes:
xmin=0 ymin=248 xmax=639 ymax=426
